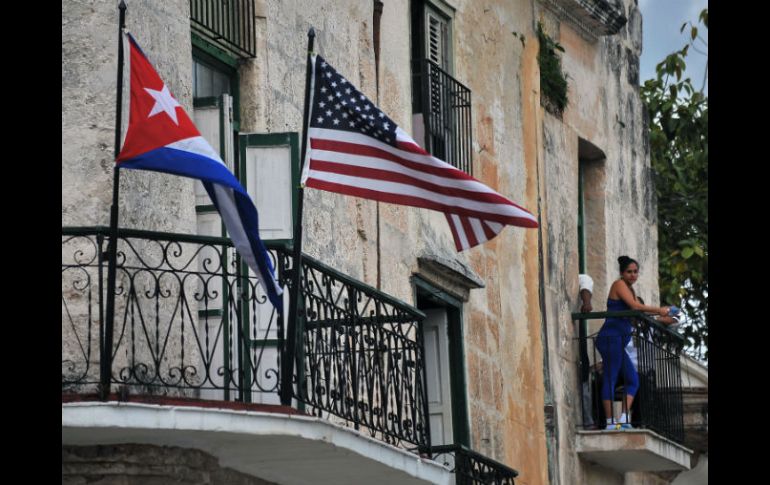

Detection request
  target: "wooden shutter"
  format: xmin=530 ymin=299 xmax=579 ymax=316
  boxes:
xmin=238 ymin=133 xmax=299 ymax=244
xmin=424 ymin=308 xmax=455 ymax=447
xmin=192 ymin=95 xmax=236 ymax=401
xmin=236 ymin=133 xmax=299 ymax=403
xmin=425 ymin=7 xmax=450 ymax=72
xmin=193 ymin=94 xmax=235 ymax=218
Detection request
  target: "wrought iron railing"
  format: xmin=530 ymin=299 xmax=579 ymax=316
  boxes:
xmin=412 ymin=58 xmax=473 ymax=174
xmin=430 ymin=444 xmax=518 ymax=485
xmin=293 ymin=255 xmax=429 ymax=448
xmin=62 ymin=227 xmax=428 ymax=448
xmin=190 ymin=0 xmax=257 ymax=58
xmin=573 ymin=310 xmax=685 ymax=443
xmin=62 ymin=227 xmax=532 ymax=471
xmin=62 ymin=227 xmax=287 ymax=401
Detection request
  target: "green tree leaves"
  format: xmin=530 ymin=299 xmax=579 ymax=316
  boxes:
xmin=641 ymin=8 xmax=708 ymax=360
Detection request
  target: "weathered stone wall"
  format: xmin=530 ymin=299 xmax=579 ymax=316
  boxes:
xmin=240 ymin=5 xmax=550 ymax=480
xmin=243 ymin=2 xmax=551 ymax=482
xmin=63 ymin=1 xmax=201 ymax=398
xmin=583 ymin=460 xmax=625 ymax=485
xmin=670 ymin=454 xmax=707 ymax=485
xmin=62 ymin=444 xmax=276 ymax=485
xmin=62 ymin=0 xmax=197 ymax=233
xmin=535 ymin=0 xmax=660 ymax=483
xmin=447 ymin=3 xmax=549 ymax=484
xmin=240 ymin=0 xmax=380 ymax=283
xmin=624 ymin=471 xmax=677 ymax=485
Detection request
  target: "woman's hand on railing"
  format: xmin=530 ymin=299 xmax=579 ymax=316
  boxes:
xmin=657 ymin=315 xmax=678 ymax=326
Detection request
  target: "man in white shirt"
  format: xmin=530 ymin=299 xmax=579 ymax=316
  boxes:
xmin=578 ymin=274 xmax=595 ymax=428
xmin=579 ymin=274 xmax=594 ymax=313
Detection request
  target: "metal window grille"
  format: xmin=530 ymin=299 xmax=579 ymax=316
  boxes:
xmin=413 ymin=58 xmax=473 ymax=175
xmin=190 ymin=0 xmax=257 ymax=58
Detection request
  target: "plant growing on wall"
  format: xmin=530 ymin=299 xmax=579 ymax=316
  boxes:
xmin=537 ymin=22 xmax=568 ymax=115
xmin=641 ymin=9 xmax=708 ymax=361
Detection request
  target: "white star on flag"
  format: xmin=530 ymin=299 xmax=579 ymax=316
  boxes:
xmin=144 ymin=85 xmax=181 ymax=125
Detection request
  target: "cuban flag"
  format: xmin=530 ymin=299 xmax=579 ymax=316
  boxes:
xmin=116 ymin=34 xmax=282 ymax=312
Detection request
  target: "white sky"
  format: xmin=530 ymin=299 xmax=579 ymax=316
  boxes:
xmin=639 ymin=0 xmax=708 ymax=93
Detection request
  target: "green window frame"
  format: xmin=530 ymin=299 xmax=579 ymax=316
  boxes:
xmin=192 ymin=33 xmax=241 ymax=131
xmin=237 ymin=132 xmax=301 ymax=248
xmin=578 ymin=162 xmax=586 ymax=273
xmin=412 ymin=0 xmax=455 ymax=72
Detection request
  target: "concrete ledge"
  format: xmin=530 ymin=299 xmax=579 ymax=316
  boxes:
xmin=542 ymin=0 xmax=628 ymax=40
xmin=62 ymin=402 xmax=452 ymax=485
xmin=576 ymin=429 xmax=693 ymax=472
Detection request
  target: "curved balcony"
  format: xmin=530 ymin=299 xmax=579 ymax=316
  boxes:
xmin=62 ymin=226 xmax=518 ymax=484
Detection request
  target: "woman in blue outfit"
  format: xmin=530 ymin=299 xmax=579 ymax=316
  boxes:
xmin=597 ymin=256 xmax=670 ymax=429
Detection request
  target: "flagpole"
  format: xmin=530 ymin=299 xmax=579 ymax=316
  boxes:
xmin=374 ymin=0 xmax=383 ymax=290
xmin=281 ymin=27 xmax=315 ymax=406
xmin=101 ymin=0 xmax=127 ymax=401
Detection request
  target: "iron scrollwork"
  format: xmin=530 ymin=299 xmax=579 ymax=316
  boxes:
xmin=430 ymin=445 xmax=518 ymax=485
xmin=62 ymin=228 xmax=284 ymax=401
xmin=62 ymin=227 xmax=429 ymax=449
xmin=294 ymin=255 xmax=429 ymax=448
xmin=577 ymin=310 xmax=685 ymax=444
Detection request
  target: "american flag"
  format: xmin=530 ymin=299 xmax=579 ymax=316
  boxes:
xmin=300 ymin=54 xmax=538 ymax=251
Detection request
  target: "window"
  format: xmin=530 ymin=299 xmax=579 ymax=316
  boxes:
xmin=411 ymin=1 xmax=473 ymax=174
xmin=577 ymin=138 xmax=607 ymax=393
xmin=424 ymin=3 xmax=452 ymax=72
xmin=193 ymin=57 xmax=233 ymax=98
xmin=577 ymin=138 xmax=607 ymax=298
xmin=190 ymin=35 xmax=298 ymax=403
xmin=191 ymin=49 xmax=238 ymax=240
xmin=190 ymin=0 xmax=257 ymax=58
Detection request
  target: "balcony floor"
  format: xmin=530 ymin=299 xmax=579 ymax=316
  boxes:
xmin=576 ymin=429 xmax=693 ymax=473
xmin=62 ymin=401 xmax=453 ymax=485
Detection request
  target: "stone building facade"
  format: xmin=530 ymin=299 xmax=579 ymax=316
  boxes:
xmin=63 ymin=1 xmax=700 ymax=484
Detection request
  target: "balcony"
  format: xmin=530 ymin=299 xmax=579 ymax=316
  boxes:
xmin=679 ymin=355 xmax=708 ymax=453
xmin=412 ymin=58 xmax=473 ymax=175
xmin=190 ymin=0 xmax=257 ymax=58
xmin=430 ymin=445 xmax=518 ymax=485
xmin=572 ymin=310 xmax=693 ymax=473
xmin=62 ymin=227 xmax=517 ymax=484
xmin=540 ymin=0 xmax=628 ymax=39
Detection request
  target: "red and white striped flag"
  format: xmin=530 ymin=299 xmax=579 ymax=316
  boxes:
xmin=301 ymin=54 xmax=538 ymax=251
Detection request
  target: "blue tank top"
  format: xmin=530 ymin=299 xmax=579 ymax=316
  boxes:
xmin=599 ymin=298 xmax=632 ymax=336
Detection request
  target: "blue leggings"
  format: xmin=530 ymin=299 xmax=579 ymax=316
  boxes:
xmin=596 ymin=333 xmax=639 ymax=401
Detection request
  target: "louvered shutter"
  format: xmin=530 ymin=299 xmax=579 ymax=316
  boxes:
xmin=426 ymin=9 xmax=450 ymax=72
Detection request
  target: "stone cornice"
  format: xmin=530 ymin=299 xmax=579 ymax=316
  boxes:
xmin=541 ymin=0 xmax=628 ymax=41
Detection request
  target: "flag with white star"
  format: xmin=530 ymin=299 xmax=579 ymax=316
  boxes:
xmin=116 ymin=34 xmax=282 ymax=311
xmin=301 ymin=54 xmax=538 ymax=251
